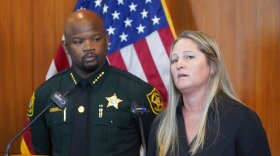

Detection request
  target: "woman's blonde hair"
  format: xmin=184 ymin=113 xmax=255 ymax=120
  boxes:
xmin=156 ymin=31 xmax=241 ymax=156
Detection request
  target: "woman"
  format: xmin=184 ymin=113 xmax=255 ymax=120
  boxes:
xmin=147 ymin=31 xmax=271 ymax=156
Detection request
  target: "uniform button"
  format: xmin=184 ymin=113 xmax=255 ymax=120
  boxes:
xmin=110 ymin=120 xmax=114 ymax=125
xmin=78 ymin=106 xmax=85 ymax=113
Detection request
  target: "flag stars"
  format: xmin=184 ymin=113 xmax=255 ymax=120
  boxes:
xmin=119 ymin=32 xmax=128 ymax=42
xmin=136 ymin=24 xmax=145 ymax=34
xmin=103 ymin=4 xmax=108 ymax=14
xmin=129 ymin=3 xmax=137 ymax=12
xmin=107 ymin=42 xmax=111 ymax=50
xmin=79 ymin=6 xmax=86 ymax=10
xmin=112 ymin=10 xmax=120 ymax=20
xmin=107 ymin=26 xmax=116 ymax=35
xmin=141 ymin=9 xmax=148 ymax=19
xmin=124 ymin=18 xmax=133 ymax=27
xmin=94 ymin=0 xmax=102 ymax=7
xmin=152 ymin=15 xmax=160 ymax=25
xmin=117 ymin=0 xmax=124 ymax=5
xmin=146 ymin=0 xmax=152 ymax=3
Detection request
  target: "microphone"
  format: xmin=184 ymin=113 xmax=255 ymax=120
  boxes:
xmin=131 ymin=101 xmax=150 ymax=116
xmin=130 ymin=101 xmax=149 ymax=156
xmin=51 ymin=91 xmax=69 ymax=109
xmin=5 ymin=84 xmax=79 ymax=156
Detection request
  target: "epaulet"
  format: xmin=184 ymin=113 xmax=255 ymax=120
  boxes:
xmin=36 ymin=69 xmax=70 ymax=90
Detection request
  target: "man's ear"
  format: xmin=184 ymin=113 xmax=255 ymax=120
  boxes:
xmin=105 ymin=33 xmax=109 ymax=45
xmin=61 ymin=34 xmax=68 ymax=51
xmin=61 ymin=34 xmax=69 ymax=54
xmin=62 ymin=41 xmax=68 ymax=54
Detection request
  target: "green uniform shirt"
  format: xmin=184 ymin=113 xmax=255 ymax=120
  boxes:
xmin=27 ymin=61 xmax=163 ymax=156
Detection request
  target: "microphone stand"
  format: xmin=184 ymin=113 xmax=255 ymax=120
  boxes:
xmin=5 ymin=85 xmax=78 ymax=156
xmin=131 ymin=103 xmax=149 ymax=156
xmin=5 ymin=102 xmax=53 ymax=156
xmin=138 ymin=113 xmax=146 ymax=156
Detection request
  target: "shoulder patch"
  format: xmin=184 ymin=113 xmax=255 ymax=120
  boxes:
xmin=27 ymin=92 xmax=35 ymax=117
xmin=147 ymin=88 xmax=163 ymax=115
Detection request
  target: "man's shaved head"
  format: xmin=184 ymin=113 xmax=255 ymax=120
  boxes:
xmin=64 ymin=10 xmax=105 ymax=42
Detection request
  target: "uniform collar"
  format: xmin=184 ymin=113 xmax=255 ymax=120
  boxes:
xmin=69 ymin=60 xmax=109 ymax=87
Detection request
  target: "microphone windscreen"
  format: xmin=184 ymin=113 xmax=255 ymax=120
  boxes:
xmin=51 ymin=91 xmax=69 ymax=109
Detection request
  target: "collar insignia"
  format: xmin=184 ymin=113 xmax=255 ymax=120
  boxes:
xmin=106 ymin=93 xmax=123 ymax=109
xmin=70 ymin=73 xmax=77 ymax=85
xmin=92 ymin=72 xmax=104 ymax=84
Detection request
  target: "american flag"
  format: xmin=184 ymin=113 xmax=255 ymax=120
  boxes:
xmin=21 ymin=0 xmax=175 ymax=154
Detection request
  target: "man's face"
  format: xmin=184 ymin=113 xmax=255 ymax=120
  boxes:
xmin=66 ymin=23 xmax=108 ymax=73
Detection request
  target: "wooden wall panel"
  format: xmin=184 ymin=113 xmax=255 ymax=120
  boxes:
xmin=166 ymin=0 xmax=280 ymax=155
xmin=0 ymin=0 xmax=33 ymax=154
xmin=254 ymin=1 xmax=280 ymax=154
xmin=165 ymin=0 xmax=196 ymax=33
xmin=32 ymin=0 xmax=77 ymax=89
xmin=0 ymin=0 xmax=76 ymax=154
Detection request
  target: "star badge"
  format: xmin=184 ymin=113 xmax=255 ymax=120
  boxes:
xmin=106 ymin=93 xmax=123 ymax=109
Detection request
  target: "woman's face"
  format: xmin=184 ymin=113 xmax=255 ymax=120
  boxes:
xmin=170 ymin=38 xmax=211 ymax=94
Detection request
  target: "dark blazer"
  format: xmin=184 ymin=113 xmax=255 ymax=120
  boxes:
xmin=147 ymin=93 xmax=271 ymax=156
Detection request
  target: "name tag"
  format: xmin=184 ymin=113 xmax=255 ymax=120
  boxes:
xmin=49 ymin=107 xmax=62 ymax=113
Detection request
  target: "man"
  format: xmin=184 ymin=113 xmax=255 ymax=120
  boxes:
xmin=27 ymin=10 xmax=163 ymax=156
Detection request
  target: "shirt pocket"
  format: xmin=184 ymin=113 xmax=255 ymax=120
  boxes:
xmin=44 ymin=108 xmax=67 ymax=153
xmin=45 ymin=108 xmax=65 ymax=127
xmin=92 ymin=107 xmax=137 ymax=150
xmin=97 ymin=108 xmax=135 ymax=129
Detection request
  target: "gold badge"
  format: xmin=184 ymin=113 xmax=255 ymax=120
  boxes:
xmin=27 ymin=92 xmax=35 ymax=117
xmin=147 ymin=88 xmax=163 ymax=114
xmin=78 ymin=106 xmax=85 ymax=113
xmin=106 ymin=93 xmax=123 ymax=109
